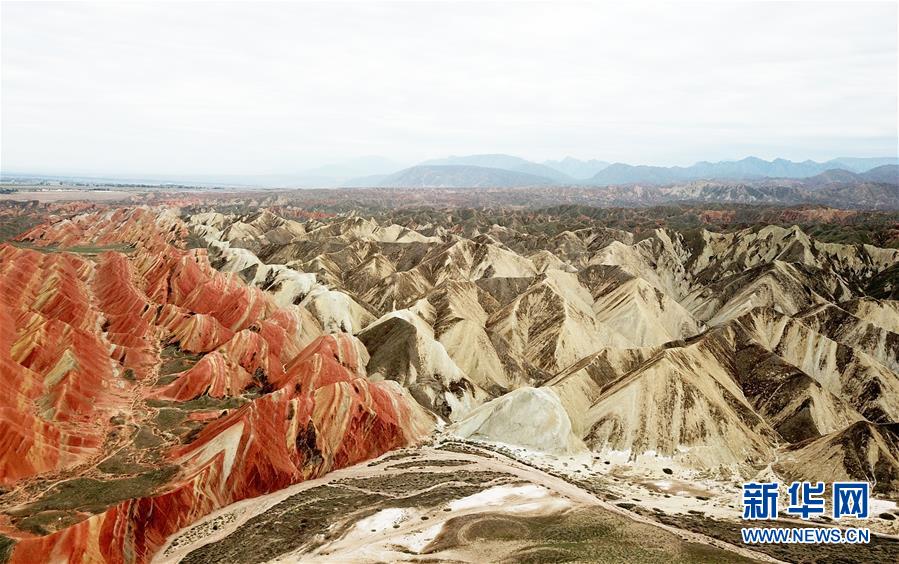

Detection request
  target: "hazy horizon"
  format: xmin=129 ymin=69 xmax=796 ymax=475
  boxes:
xmin=2 ymin=1 xmax=897 ymax=176
xmin=3 ymin=153 xmax=898 ymax=183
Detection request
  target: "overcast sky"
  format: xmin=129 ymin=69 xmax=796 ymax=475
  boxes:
xmin=2 ymin=1 xmax=896 ymax=176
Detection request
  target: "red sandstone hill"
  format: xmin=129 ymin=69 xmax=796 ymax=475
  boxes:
xmin=0 ymin=208 xmax=433 ymax=563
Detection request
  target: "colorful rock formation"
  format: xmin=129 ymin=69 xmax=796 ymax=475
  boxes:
xmin=0 ymin=208 xmax=433 ymax=563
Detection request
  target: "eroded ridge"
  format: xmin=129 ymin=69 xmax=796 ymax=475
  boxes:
xmin=0 ymin=208 xmax=433 ymax=563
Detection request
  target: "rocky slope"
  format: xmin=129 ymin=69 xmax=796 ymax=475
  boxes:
xmin=0 ymin=208 xmax=433 ymax=563
xmin=2 ymin=203 xmax=899 ymax=562
xmin=183 ymin=208 xmax=899 ymax=486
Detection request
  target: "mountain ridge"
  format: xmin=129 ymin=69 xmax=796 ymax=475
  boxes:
xmin=375 ymin=164 xmax=556 ymax=187
xmin=6 ymin=155 xmax=896 ymax=189
xmin=587 ymin=157 xmax=899 ymax=186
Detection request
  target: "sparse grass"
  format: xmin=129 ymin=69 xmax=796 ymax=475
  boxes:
xmin=426 ymin=507 xmax=760 ymax=563
xmin=146 ymin=394 xmax=248 ymax=411
xmin=10 ymin=466 xmax=178 ymax=525
xmin=98 ymin=450 xmax=154 ymax=475
xmin=12 ymin=510 xmax=85 ymax=536
xmin=655 ymin=513 xmax=899 ymax=564
xmin=8 ymin=241 xmax=135 ymax=254
xmin=0 ymin=217 xmax=42 ymax=242
xmin=155 ymin=374 xmax=180 ymax=386
xmin=867 ymin=263 xmax=899 ymax=299
xmin=158 ymin=344 xmax=202 ymax=377
xmin=155 ymin=408 xmax=188 ymax=431
xmin=184 ymin=229 xmax=208 ymax=250
xmin=0 ymin=534 xmax=14 ymax=562
xmin=386 ymin=459 xmax=474 ymax=470
xmin=132 ymin=426 xmax=164 ymax=449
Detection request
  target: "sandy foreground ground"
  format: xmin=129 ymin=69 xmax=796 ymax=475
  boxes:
xmin=153 ymin=437 xmax=899 ymax=563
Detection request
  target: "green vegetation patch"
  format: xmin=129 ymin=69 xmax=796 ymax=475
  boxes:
xmin=155 ymin=407 xmax=188 ymax=431
xmin=12 ymin=509 xmax=86 ymax=536
xmin=428 ymin=508 xmax=760 ymax=564
xmin=8 ymin=241 xmax=135 ymax=254
xmin=97 ymin=450 xmax=155 ymax=476
xmin=0 ymin=534 xmax=14 ymax=563
xmin=158 ymin=344 xmax=203 ymax=378
xmin=386 ymin=459 xmax=475 ymax=470
xmin=146 ymin=394 xmax=249 ymax=411
xmin=655 ymin=514 xmax=899 ymax=564
xmin=9 ymin=466 xmax=178 ymax=526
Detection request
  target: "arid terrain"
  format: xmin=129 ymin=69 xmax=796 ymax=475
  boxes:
xmin=1 ymin=192 xmax=898 ymax=563
xmin=3 ymin=0 xmax=897 ymax=560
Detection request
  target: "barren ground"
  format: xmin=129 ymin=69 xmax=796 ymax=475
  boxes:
xmin=153 ymin=438 xmax=899 ymax=564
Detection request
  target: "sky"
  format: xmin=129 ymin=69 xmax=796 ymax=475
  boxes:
xmin=1 ymin=1 xmax=897 ymax=177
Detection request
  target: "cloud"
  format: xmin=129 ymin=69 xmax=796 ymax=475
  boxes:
xmin=2 ymin=1 xmax=896 ymax=175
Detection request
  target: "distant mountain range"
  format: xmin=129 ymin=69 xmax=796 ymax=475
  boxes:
xmin=853 ymin=164 xmax=899 ymax=184
xmin=361 ymin=165 xmax=555 ymax=188
xmin=542 ymin=157 xmax=611 ymax=179
xmin=341 ymin=156 xmax=898 ymax=189
xmin=585 ymin=156 xmax=899 ymax=186
xmin=419 ymin=154 xmax=575 ymax=183
xmin=5 ymin=155 xmax=897 ymax=189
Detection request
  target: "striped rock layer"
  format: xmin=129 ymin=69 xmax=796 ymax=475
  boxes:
xmin=0 ymin=208 xmax=433 ymax=563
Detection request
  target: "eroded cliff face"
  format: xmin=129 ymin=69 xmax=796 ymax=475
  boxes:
xmin=2 ymin=204 xmax=898 ymax=562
